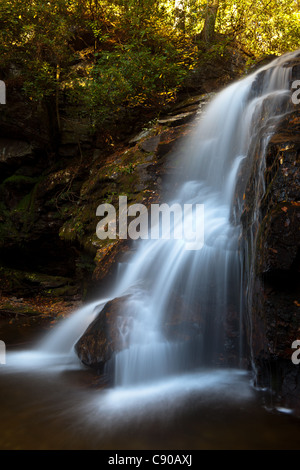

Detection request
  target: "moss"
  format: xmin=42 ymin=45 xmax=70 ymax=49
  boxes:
xmin=0 ymin=266 xmax=72 ymax=285
xmin=59 ymin=153 xmax=156 ymax=252
xmin=14 ymin=185 xmax=39 ymax=232
xmin=0 ymin=266 xmax=79 ymax=298
xmin=0 ymin=302 xmax=41 ymax=317
xmin=0 ymin=176 xmax=37 ymax=242
xmin=42 ymin=284 xmax=79 ymax=298
xmin=76 ymin=253 xmax=95 ymax=274
xmin=2 ymin=175 xmax=40 ymax=186
xmin=0 ymin=207 xmax=20 ymax=244
xmin=0 ymin=174 xmax=47 ymax=246
xmin=16 ymin=193 xmax=33 ymax=212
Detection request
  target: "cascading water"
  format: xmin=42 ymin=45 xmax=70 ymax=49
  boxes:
xmin=35 ymin=51 xmax=297 ymax=390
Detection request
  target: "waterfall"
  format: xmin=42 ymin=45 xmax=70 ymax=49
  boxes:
xmin=37 ymin=51 xmax=297 ymax=388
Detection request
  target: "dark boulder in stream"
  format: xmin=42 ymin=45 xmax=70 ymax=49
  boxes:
xmin=74 ymin=296 xmax=131 ymax=369
xmin=75 ymin=294 xmax=204 ymax=370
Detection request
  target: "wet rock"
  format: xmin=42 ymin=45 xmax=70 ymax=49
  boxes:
xmin=0 ymin=266 xmax=80 ymax=298
xmin=58 ymin=144 xmax=79 ymax=158
xmin=92 ymin=241 xmax=130 ymax=282
xmin=0 ymin=93 xmax=52 ymax=146
xmin=242 ymin=106 xmax=300 ymax=413
xmin=129 ymin=129 xmax=152 ymax=145
xmin=74 ymin=296 xmax=132 ymax=369
xmin=158 ymin=111 xmax=195 ymax=127
xmin=0 ymin=139 xmax=38 ymax=183
xmin=156 ymin=127 xmax=186 ymax=159
xmin=170 ymin=94 xmax=205 ymax=112
xmin=0 ymin=139 xmax=34 ymax=164
xmin=140 ymin=135 xmax=161 ymax=153
xmin=60 ymin=117 xmax=92 ymax=147
xmin=75 ymin=293 xmax=204 ymax=370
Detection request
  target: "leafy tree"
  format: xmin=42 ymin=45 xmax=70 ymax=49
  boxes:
xmin=0 ymin=0 xmax=299 ymax=141
xmin=216 ymin=0 xmax=300 ymax=55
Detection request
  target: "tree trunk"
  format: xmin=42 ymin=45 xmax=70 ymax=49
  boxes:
xmin=201 ymin=0 xmax=220 ymax=44
xmin=174 ymin=0 xmax=186 ymax=33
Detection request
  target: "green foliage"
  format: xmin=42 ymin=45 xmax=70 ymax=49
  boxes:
xmin=80 ymin=43 xmax=194 ymax=127
xmin=2 ymin=175 xmax=39 ymax=186
xmin=0 ymin=0 xmax=299 ymax=133
xmin=0 ymin=0 xmax=81 ymax=99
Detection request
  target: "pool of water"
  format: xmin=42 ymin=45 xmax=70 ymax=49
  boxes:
xmin=0 ymin=340 xmax=299 ymax=450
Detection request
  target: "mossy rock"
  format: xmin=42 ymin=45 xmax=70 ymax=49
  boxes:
xmin=0 ymin=266 xmax=79 ymax=298
xmin=0 ymin=302 xmax=41 ymax=317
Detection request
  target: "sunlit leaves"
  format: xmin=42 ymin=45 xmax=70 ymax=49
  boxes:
xmin=0 ymin=0 xmax=298 ymax=131
xmin=216 ymin=0 xmax=300 ymax=55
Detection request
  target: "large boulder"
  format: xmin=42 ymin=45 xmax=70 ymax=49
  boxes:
xmin=74 ymin=294 xmax=204 ymax=371
xmin=74 ymin=296 xmax=133 ymax=370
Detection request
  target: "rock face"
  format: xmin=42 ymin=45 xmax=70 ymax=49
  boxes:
xmin=241 ymin=81 xmax=300 ymax=412
xmin=0 ymin=83 xmax=212 ymax=301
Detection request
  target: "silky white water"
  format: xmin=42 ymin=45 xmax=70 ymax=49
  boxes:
xmin=6 ymin=51 xmax=298 ymax=394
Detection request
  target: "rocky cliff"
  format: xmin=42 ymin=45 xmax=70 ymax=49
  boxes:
xmin=241 ymin=54 xmax=300 ymax=413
